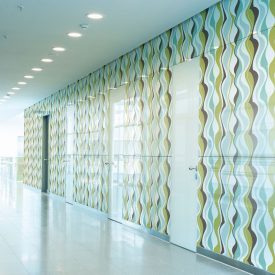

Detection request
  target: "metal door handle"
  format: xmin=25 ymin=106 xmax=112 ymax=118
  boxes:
xmin=105 ymin=162 xmax=114 ymax=165
xmin=44 ymin=159 xmax=48 ymax=161
xmin=189 ymin=167 xmax=197 ymax=171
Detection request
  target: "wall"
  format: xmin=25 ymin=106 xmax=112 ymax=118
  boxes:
xmin=24 ymin=0 xmax=275 ymax=273
xmin=196 ymin=1 xmax=274 ymax=272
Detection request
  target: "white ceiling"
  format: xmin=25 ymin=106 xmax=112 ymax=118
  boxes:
xmin=0 ymin=0 xmax=219 ymax=121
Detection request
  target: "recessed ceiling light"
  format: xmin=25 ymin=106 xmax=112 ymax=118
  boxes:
xmin=41 ymin=58 xmax=53 ymax=63
xmin=3 ymin=95 xmax=10 ymax=99
xmin=7 ymin=92 xmax=15 ymax=95
xmin=12 ymin=87 xmax=20 ymax=90
xmin=0 ymin=99 xmax=6 ymax=102
xmin=87 ymin=13 xmax=103 ymax=20
xmin=67 ymin=32 xmax=82 ymax=38
xmin=18 ymin=81 xmax=27 ymax=85
xmin=32 ymin=67 xmax=43 ymax=72
xmin=24 ymin=75 xmax=34 ymax=79
xmin=53 ymin=47 xmax=66 ymax=52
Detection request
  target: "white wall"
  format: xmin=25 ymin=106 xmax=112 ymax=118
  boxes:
xmin=0 ymin=114 xmax=24 ymax=157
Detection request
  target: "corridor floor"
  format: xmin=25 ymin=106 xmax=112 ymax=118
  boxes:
xmin=0 ymin=166 xmax=249 ymax=275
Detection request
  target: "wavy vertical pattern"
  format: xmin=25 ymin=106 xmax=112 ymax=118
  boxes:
xmin=197 ymin=1 xmax=274 ymax=272
xmin=23 ymin=0 xmax=274 ymax=272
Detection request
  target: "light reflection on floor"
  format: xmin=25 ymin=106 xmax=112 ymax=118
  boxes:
xmin=0 ymin=159 xmax=249 ymax=275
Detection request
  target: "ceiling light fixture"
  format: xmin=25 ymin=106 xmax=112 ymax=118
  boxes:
xmin=12 ymin=87 xmax=20 ymax=90
xmin=67 ymin=32 xmax=82 ymax=38
xmin=87 ymin=13 xmax=103 ymax=20
xmin=41 ymin=58 xmax=53 ymax=63
xmin=32 ymin=67 xmax=43 ymax=72
xmin=24 ymin=75 xmax=34 ymax=79
xmin=7 ymin=92 xmax=15 ymax=95
xmin=53 ymin=47 xmax=66 ymax=52
xmin=18 ymin=81 xmax=27 ymax=85
xmin=3 ymin=95 xmax=10 ymax=99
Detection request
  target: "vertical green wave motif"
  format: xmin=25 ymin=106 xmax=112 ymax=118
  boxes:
xmin=23 ymin=1 xmax=275 ymax=272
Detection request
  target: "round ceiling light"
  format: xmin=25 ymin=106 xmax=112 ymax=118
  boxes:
xmin=24 ymin=75 xmax=34 ymax=79
xmin=67 ymin=32 xmax=82 ymax=38
xmin=41 ymin=58 xmax=53 ymax=63
xmin=32 ymin=67 xmax=43 ymax=72
xmin=87 ymin=13 xmax=103 ymax=20
xmin=53 ymin=47 xmax=66 ymax=52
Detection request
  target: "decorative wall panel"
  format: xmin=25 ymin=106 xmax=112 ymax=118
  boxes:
xmin=24 ymin=102 xmax=44 ymax=189
xmin=24 ymin=0 xmax=274 ymax=272
xmin=198 ymin=26 xmax=275 ymax=272
xmin=73 ymin=76 xmax=109 ymax=212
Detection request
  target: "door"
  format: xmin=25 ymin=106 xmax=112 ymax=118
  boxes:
xmin=42 ymin=115 xmax=49 ymax=193
xmin=170 ymin=57 xmax=200 ymax=252
xmin=108 ymin=86 xmax=126 ymax=222
xmin=65 ymin=105 xmax=75 ymax=204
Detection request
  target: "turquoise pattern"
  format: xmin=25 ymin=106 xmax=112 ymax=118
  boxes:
xmin=24 ymin=0 xmax=275 ymax=272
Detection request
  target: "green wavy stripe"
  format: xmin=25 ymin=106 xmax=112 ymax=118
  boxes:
xmin=267 ymin=25 xmax=275 ymax=273
xmin=197 ymin=55 xmax=208 ymax=246
xmin=213 ymin=45 xmax=225 ymax=253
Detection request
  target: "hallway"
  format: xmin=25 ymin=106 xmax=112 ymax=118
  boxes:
xmin=0 ymin=163 xmax=248 ymax=275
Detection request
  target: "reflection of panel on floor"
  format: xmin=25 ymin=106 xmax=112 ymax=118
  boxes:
xmin=0 ymin=157 xmax=15 ymax=182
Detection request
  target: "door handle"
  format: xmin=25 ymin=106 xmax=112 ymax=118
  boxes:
xmin=44 ymin=159 xmax=48 ymax=161
xmin=104 ymin=162 xmax=114 ymax=165
xmin=189 ymin=167 xmax=197 ymax=171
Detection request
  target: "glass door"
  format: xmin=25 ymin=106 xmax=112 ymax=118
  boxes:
xmin=108 ymin=86 xmax=126 ymax=222
xmin=170 ymin=57 xmax=200 ymax=251
xmin=65 ymin=104 xmax=75 ymax=204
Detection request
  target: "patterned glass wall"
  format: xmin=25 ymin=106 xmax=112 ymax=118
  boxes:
xmin=24 ymin=104 xmax=43 ymax=189
xmin=198 ymin=27 xmax=275 ymax=272
xmin=24 ymin=0 xmax=274 ymax=272
xmin=192 ymin=0 xmax=274 ymax=273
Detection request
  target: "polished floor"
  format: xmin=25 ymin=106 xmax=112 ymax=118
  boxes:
xmin=0 ymin=161 xmax=249 ymax=275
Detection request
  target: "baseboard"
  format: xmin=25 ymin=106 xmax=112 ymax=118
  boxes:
xmin=73 ymin=202 xmax=108 ymax=218
xmin=197 ymin=246 xmax=274 ymax=275
xmin=47 ymin=192 xmax=65 ymax=201
xmin=122 ymin=220 xmax=169 ymax=242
